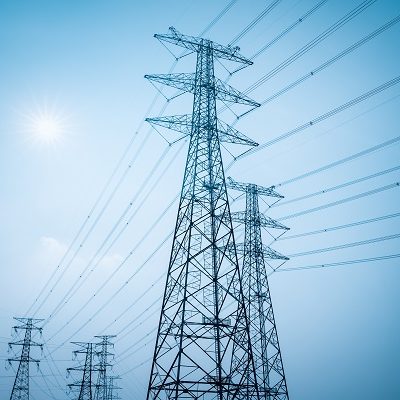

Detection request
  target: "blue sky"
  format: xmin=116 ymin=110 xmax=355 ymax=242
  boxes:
xmin=1 ymin=0 xmax=399 ymax=399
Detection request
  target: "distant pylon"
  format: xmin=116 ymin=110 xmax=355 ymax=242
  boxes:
xmin=7 ymin=317 xmax=43 ymax=400
xmin=145 ymin=27 xmax=262 ymax=399
xmin=94 ymin=335 xmax=116 ymax=400
xmin=106 ymin=376 xmax=121 ymax=400
xmin=227 ymin=177 xmax=290 ymax=399
xmin=67 ymin=342 xmax=97 ymax=400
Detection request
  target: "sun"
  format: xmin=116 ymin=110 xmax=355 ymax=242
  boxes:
xmin=31 ymin=114 xmax=63 ymax=144
xmin=20 ymin=100 xmax=70 ymax=146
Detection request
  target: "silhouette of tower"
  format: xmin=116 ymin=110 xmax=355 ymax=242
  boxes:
xmin=7 ymin=317 xmax=43 ymax=400
xmin=67 ymin=342 xmax=97 ymax=400
xmin=227 ymin=177 xmax=290 ymax=399
xmin=144 ymin=27 xmax=262 ymax=399
xmin=94 ymin=335 xmax=116 ymax=400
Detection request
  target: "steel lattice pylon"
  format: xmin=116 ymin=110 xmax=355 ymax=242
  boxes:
xmin=94 ymin=335 xmax=116 ymax=400
xmin=227 ymin=178 xmax=290 ymax=399
xmin=144 ymin=27 xmax=261 ymax=400
xmin=67 ymin=342 xmax=97 ymax=400
xmin=106 ymin=376 xmax=121 ymax=400
xmin=7 ymin=318 xmax=43 ymax=400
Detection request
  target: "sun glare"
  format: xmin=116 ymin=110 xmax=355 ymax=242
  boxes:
xmin=32 ymin=114 xmax=63 ymax=143
xmin=21 ymin=100 xmax=70 ymax=146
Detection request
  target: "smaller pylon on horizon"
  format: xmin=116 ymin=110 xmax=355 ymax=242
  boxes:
xmin=94 ymin=335 xmax=116 ymax=400
xmin=106 ymin=376 xmax=121 ymax=400
xmin=227 ymin=177 xmax=290 ymax=399
xmin=67 ymin=342 xmax=98 ymax=400
xmin=7 ymin=317 xmax=43 ymax=400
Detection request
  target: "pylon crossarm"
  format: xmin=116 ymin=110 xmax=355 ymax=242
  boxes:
xmin=261 ymin=245 xmax=289 ymax=260
xmin=230 ymin=211 xmax=288 ymax=230
xmin=227 ymin=176 xmax=283 ymax=198
xmin=217 ymin=120 xmax=258 ymax=146
xmin=261 ymin=217 xmax=289 ymax=231
xmin=215 ymin=77 xmax=260 ymax=107
xmin=156 ymin=26 xmax=254 ymax=66
xmin=7 ymin=356 xmax=40 ymax=363
xmin=144 ymin=73 xmax=195 ymax=94
xmin=14 ymin=317 xmax=44 ymax=325
xmin=254 ymin=184 xmax=283 ymax=198
xmin=145 ymin=72 xmax=259 ymax=108
xmin=9 ymin=339 xmax=42 ymax=347
xmin=146 ymin=114 xmax=192 ymax=138
xmin=235 ymin=243 xmax=288 ymax=260
xmin=146 ymin=114 xmax=258 ymax=147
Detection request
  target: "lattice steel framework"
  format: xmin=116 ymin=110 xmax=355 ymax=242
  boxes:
xmin=144 ymin=27 xmax=261 ymax=400
xmin=227 ymin=178 xmax=290 ymax=399
xmin=67 ymin=342 xmax=97 ymax=400
xmin=94 ymin=335 xmax=116 ymax=400
xmin=106 ymin=376 xmax=121 ymax=400
xmin=7 ymin=318 xmax=43 ymax=400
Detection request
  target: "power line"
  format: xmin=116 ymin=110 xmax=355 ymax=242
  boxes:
xmin=235 ymin=75 xmax=400 ymax=161
xmin=276 ymin=135 xmax=400 ymax=187
xmin=276 ymin=253 xmax=400 ymax=272
xmin=277 ymin=182 xmax=400 ymax=221
xmin=27 ymin=133 xmax=142 ymax=317
xmin=198 ymin=0 xmax=240 ymax=36
xmin=101 ymin=287 xmax=164 ymax=338
xmin=42 ymin=344 xmax=65 ymax=392
xmin=30 ymin=123 xmax=157 ymax=318
xmin=45 ymin=144 xmax=175 ymax=322
xmin=117 ymin=328 xmax=158 ymax=364
xmin=115 ymin=296 xmax=163 ymax=340
xmin=274 ymin=165 xmax=400 ymax=207
xmin=259 ymin=14 xmax=400 ymax=106
xmin=119 ymin=355 xmax=154 ymax=377
xmin=244 ymin=0 xmax=377 ymax=95
xmin=250 ymin=0 xmax=329 ymax=60
xmin=279 ymin=212 xmax=400 ymax=240
xmin=38 ymin=368 xmax=57 ymax=400
xmin=43 ymin=139 xmax=184 ymax=328
xmin=229 ymin=0 xmax=283 ymax=45
xmin=289 ymin=233 xmax=400 ymax=258
xmin=48 ymin=229 xmax=173 ymax=347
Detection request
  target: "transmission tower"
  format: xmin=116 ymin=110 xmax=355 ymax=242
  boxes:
xmin=144 ymin=27 xmax=262 ymax=399
xmin=106 ymin=376 xmax=121 ymax=400
xmin=7 ymin=317 xmax=43 ymax=400
xmin=227 ymin=177 xmax=290 ymax=399
xmin=94 ymin=335 xmax=116 ymax=400
xmin=67 ymin=342 xmax=97 ymax=400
